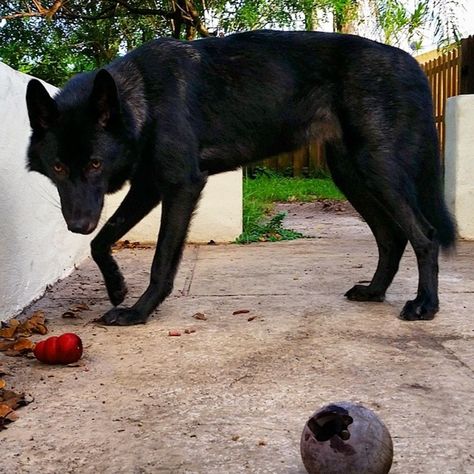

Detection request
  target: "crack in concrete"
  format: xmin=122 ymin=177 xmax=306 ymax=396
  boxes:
xmin=182 ymin=245 xmax=200 ymax=296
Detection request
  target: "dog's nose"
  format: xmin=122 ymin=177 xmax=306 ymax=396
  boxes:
xmin=67 ymin=219 xmax=96 ymax=235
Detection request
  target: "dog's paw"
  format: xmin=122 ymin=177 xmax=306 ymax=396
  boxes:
xmin=344 ymin=285 xmax=385 ymax=302
xmin=105 ymin=274 xmax=128 ymax=306
xmin=98 ymin=307 xmax=148 ymax=326
xmin=399 ymin=299 xmax=438 ymax=321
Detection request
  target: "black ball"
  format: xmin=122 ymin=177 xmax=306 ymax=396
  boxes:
xmin=300 ymin=402 xmax=393 ymax=474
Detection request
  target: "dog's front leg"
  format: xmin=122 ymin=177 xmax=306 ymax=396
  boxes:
xmin=99 ymin=175 xmax=207 ymax=326
xmin=91 ymin=184 xmax=162 ymax=306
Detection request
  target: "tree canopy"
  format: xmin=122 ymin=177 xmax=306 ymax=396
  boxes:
xmin=0 ymin=0 xmax=463 ymax=85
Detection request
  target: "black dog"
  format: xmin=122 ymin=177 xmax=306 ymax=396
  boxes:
xmin=25 ymin=30 xmax=456 ymax=325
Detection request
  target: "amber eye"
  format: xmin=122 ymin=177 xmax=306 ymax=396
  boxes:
xmin=53 ymin=163 xmax=65 ymax=173
xmin=89 ymin=159 xmax=102 ymax=170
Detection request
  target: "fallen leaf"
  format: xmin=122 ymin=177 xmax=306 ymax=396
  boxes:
xmin=0 ymin=380 xmax=5 ymax=389
xmin=12 ymin=338 xmax=35 ymax=353
xmin=233 ymin=309 xmax=250 ymax=315
xmin=0 ymin=320 xmax=19 ymax=338
xmin=0 ymin=340 xmax=15 ymax=351
xmin=62 ymin=311 xmax=82 ymax=319
xmin=1 ymin=389 xmax=32 ymax=409
xmin=73 ymin=303 xmax=90 ymax=311
xmin=5 ymin=410 xmax=18 ymax=422
xmin=0 ymin=338 xmax=35 ymax=357
xmin=192 ymin=312 xmax=207 ymax=321
xmin=247 ymin=316 xmax=257 ymax=322
xmin=0 ymin=312 xmax=47 ymax=339
xmin=0 ymin=404 xmax=13 ymax=418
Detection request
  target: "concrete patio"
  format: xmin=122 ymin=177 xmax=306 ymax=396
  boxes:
xmin=1 ymin=205 xmax=473 ymax=473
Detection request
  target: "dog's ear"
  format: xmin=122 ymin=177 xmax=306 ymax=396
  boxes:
xmin=90 ymin=69 xmax=120 ymax=128
xmin=26 ymin=79 xmax=58 ymax=132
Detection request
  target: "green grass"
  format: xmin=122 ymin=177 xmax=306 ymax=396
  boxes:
xmin=235 ymin=173 xmax=346 ymax=244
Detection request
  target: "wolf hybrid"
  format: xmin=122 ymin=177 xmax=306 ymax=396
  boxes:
xmin=25 ymin=30 xmax=456 ymax=325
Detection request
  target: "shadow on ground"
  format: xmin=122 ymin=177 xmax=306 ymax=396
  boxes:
xmin=1 ymin=202 xmax=473 ymax=473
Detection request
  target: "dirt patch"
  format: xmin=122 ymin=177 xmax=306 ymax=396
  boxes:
xmin=274 ymin=200 xmax=365 ymax=239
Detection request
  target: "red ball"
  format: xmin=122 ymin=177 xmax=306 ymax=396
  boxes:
xmin=300 ymin=402 xmax=393 ymax=474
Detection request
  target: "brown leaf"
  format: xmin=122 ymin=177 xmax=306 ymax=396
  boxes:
xmin=0 ymin=320 xmax=20 ymax=338
xmin=5 ymin=411 xmax=18 ymax=422
xmin=0 ymin=404 xmax=13 ymax=418
xmin=0 ymin=380 xmax=5 ymax=389
xmin=1 ymin=337 xmax=35 ymax=357
xmin=0 ymin=340 xmax=15 ymax=351
xmin=21 ymin=311 xmax=48 ymax=335
xmin=12 ymin=338 xmax=35 ymax=353
xmin=72 ymin=303 xmax=90 ymax=312
xmin=0 ymin=312 xmax=48 ymax=339
xmin=0 ymin=389 xmax=31 ymax=410
xmin=192 ymin=312 xmax=207 ymax=321
xmin=233 ymin=309 xmax=250 ymax=315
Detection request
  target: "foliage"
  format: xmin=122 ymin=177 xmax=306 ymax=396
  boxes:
xmin=236 ymin=212 xmax=303 ymax=244
xmin=0 ymin=1 xmax=464 ymax=85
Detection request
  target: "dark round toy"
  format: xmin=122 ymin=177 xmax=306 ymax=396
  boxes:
xmin=300 ymin=402 xmax=393 ymax=474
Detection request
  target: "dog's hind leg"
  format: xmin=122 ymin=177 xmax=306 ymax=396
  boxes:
xmin=326 ymin=142 xmax=408 ymax=303
xmin=328 ymin=141 xmax=440 ymax=320
xmin=99 ymin=175 xmax=207 ymax=326
xmin=91 ymin=183 xmax=162 ymax=307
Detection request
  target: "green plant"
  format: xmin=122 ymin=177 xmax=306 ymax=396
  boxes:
xmin=235 ymin=173 xmax=346 ymax=244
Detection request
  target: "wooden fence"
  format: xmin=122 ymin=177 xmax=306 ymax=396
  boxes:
xmin=248 ymin=35 xmax=474 ymax=177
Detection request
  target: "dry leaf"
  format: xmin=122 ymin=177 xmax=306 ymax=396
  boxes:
xmin=0 ymin=380 xmax=5 ymax=389
xmin=0 ymin=387 xmax=30 ymax=431
xmin=0 ymin=320 xmax=19 ymax=338
xmin=62 ymin=311 xmax=81 ymax=319
xmin=0 ymin=312 xmax=47 ymax=339
xmin=233 ymin=309 xmax=250 ymax=315
xmin=1 ymin=338 xmax=35 ymax=357
xmin=192 ymin=312 xmax=207 ymax=321
xmin=0 ymin=404 xmax=13 ymax=418
xmin=0 ymin=340 xmax=15 ymax=351
xmin=5 ymin=411 xmax=18 ymax=422
xmin=12 ymin=338 xmax=35 ymax=353
xmin=21 ymin=311 xmax=48 ymax=335
xmin=1 ymin=389 xmax=32 ymax=410
xmin=72 ymin=303 xmax=90 ymax=312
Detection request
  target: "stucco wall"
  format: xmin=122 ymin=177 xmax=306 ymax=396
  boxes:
xmin=0 ymin=62 xmax=242 ymax=321
xmin=104 ymin=171 xmax=242 ymax=243
xmin=445 ymin=95 xmax=474 ymax=240
xmin=0 ymin=62 xmax=91 ymax=321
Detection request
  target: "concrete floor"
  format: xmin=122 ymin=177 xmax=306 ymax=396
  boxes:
xmin=1 ymin=205 xmax=474 ymax=473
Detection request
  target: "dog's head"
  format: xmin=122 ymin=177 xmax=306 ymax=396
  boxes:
xmin=26 ymin=70 xmax=127 ymax=235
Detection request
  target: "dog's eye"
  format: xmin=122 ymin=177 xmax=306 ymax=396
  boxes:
xmin=53 ymin=163 xmax=65 ymax=174
xmin=89 ymin=159 xmax=102 ymax=170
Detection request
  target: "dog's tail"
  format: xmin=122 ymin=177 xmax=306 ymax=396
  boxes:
xmin=417 ymin=136 xmax=457 ymax=250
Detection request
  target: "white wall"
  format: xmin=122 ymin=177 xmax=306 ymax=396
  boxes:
xmin=445 ymin=95 xmax=474 ymax=240
xmin=0 ymin=63 xmax=92 ymax=321
xmin=0 ymin=63 xmax=242 ymax=321
xmin=104 ymin=171 xmax=242 ymax=243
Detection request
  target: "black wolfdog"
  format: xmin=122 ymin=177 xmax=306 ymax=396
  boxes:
xmin=26 ymin=30 xmax=456 ymax=325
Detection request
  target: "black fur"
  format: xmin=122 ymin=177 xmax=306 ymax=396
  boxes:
xmin=25 ymin=30 xmax=456 ymax=325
